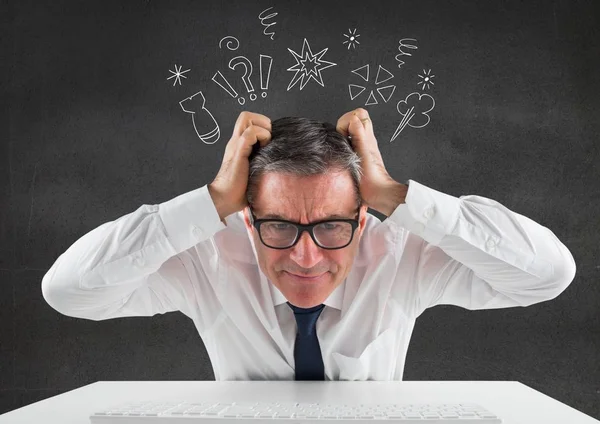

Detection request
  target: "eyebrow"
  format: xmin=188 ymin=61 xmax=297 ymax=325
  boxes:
xmin=261 ymin=213 xmax=353 ymax=221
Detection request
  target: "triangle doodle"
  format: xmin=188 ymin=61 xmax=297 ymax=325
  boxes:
xmin=349 ymin=84 xmax=366 ymax=100
xmin=351 ymin=64 xmax=370 ymax=82
xmin=365 ymin=91 xmax=378 ymax=106
xmin=375 ymin=65 xmax=394 ymax=85
xmin=377 ymin=85 xmax=396 ymax=103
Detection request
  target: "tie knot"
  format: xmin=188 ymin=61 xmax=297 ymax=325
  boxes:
xmin=287 ymin=302 xmax=325 ymax=337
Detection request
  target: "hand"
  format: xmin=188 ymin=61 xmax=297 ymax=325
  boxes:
xmin=336 ymin=108 xmax=395 ymax=208
xmin=208 ymin=111 xmax=272 ymax=221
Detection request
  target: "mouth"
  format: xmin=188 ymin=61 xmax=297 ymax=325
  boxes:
xmin=284 ymin=271 xmax=327 ymax=283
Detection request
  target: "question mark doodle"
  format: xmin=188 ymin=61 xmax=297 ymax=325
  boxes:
xmin=229 ymin=56 xmax=255 ymax=105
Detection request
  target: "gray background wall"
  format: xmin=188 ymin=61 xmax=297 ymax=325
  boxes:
xmin=1 ymin=0 xmax=599 ymax=418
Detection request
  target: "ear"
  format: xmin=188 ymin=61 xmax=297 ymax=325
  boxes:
xmin=358 ymin=204 xmax=369 ymax=234
xmin=243 ymin=207 xmax=253 ymax=231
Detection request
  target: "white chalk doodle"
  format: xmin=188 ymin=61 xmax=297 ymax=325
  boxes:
xmin=287 ymin=38 xmax=337 ymax=91
xmin=259 ymin=54 xmax=273 ymax=98
xmin=179 ymin=91 xmax=221 ymax=145
xmin=375 ymin=65 xmax=394 ymax=84
xmin=365 ymin=92 xmax=378 ymax=106
xmin=348 ymin=84 xmax=366 ymax=100
xmin=219 ymin=36 xmax=240 ymax=51
xmin=166 ymin=64 xmax=190 ymax=86
xmin=212 ymin=70 xmax=239 ymax=101
xmin=230 ymin=56 xmax=256 ymax=104
xmin=390 ymin=92 xmax=435 ymax=142
xmin=258 ymin=7 xmax=278 ymax=40
xmin=395 ymin=38 xmax=418 ymax=68
xmin=377 ymin=85 xmax=396 ymax=103
xmin=342 ymin=28 xmax=360 ymax=50
xmin=417 ymin=69 xmax=435 ymax=90
xmin=348 ymin=64 xmax=396 ymax=106
xmin=212 ymin=54 xmax=273 ymax=104
xmin=352 ymin=64 xmax=369 ymax=82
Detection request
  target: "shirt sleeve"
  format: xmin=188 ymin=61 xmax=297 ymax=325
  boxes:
xmin=41 ymin=184 xmax=227 ymax=323
xmin=386 ymin=180 xmax=577 ymax=316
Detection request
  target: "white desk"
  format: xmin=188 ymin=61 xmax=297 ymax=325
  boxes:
xmin=0 ymin=381 xmax=597 ymax=424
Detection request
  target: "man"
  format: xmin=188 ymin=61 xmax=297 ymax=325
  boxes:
xmin=42 ymin=109 xmax=576 ymax=381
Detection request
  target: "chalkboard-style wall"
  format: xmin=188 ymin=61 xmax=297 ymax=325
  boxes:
xmin=2 ymin=0 xmax=599 ymax=419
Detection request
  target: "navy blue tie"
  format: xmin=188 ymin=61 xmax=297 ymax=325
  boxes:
xmin=287 ymin=302 xmax=325 ymax=380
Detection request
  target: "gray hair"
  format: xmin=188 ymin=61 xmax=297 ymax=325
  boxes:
xmin=246 ymin=116 xmax=364 ymax=212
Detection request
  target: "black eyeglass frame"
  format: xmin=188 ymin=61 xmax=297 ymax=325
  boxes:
xmin=249 ymin=207 xmax=361 ymax=250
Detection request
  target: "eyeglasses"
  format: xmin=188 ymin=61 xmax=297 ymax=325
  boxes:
xmin=250 ymin=208 xmax=360 ymax=250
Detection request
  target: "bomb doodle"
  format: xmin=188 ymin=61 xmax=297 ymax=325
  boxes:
xmin=179 ymin=91 xmax=221 ymax=145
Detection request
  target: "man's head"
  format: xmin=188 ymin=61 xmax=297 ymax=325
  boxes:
xmin=243 ymin=117 xmax=368 ymax=308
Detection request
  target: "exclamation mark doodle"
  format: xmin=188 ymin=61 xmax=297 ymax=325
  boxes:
xmin=212 ymin=70 xmax=239 ymax=102
xmin=260 ymin=54 xmax=273 ymax=98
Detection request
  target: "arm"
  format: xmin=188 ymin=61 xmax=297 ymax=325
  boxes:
xmin=379 ymin=180 xmax=577 ymax=316
xmin=41 ymin=185 xmax=227 ymax=323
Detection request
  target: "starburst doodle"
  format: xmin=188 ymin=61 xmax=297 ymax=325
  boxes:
xmin=417 ymin=69 xmax=435 ymax=90
xmin=342 ymin=28 xmax=360 ymax=50
xmin=286 ymin=38 xmax=337 ymax=91
xmin=167 ymin=64 xmax=190 ymax=86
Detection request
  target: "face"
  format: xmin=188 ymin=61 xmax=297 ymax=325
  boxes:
xmin=243 ymin=171 xmax=368 ymax=308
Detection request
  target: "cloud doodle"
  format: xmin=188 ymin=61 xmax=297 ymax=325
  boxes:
xmin=390 ymin=92 xmax=435 ymax=141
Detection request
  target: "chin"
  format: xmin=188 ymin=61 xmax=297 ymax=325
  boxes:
xmin=278 ymin=271 xmax=337 ymax=308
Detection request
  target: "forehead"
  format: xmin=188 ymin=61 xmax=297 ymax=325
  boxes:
xmin=252 ymin=172 xmax=356 ymax=220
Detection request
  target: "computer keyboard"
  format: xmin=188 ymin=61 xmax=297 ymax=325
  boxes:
xmin=90 ymin=400 xmax=502 ymax=423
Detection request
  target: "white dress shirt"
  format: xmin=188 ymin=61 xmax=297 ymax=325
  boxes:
xmin=41 ymin=179 xmax=576 ymax=381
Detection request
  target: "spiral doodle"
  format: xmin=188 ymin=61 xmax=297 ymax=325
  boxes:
xmin=218 ymin=36 xmax=240 ymax=51
xmin=258 ymin=7 xmax=278 ymax=40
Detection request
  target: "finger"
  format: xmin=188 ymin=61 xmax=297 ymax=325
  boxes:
xmin=336 ymin=108 xmax=372 ymax=138
xmin=352 ymin=108 xmax=374 ymax=136
xmin=335 ymin=110 xmax=356 ymax=137
xmin=234 ymin=111 xmax=272 ymax=136
xmin=240 ymin=124 xmax=272 ymax=149
xmin=348 ymin=113 xmax=367 ymax=142
xmin=357 ymin=115 xmax=374 ymax=136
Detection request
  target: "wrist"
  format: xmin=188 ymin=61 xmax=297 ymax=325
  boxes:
xmin=208 ymin=183 xmax=231 ymax=224
xmin=372 ymin=180 xmax=408 ymax=217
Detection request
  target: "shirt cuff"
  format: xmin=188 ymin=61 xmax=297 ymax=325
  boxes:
xmin=158 ymin=184 xmax=228 ymax=252
xmin=385 ymin=179 xmax=461 ymax=245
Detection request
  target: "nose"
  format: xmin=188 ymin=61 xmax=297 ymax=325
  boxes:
xmin=289 ymin=229 xmax=323 ymax=268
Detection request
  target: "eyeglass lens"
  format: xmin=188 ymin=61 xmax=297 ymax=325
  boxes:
xmin=259 ymin=221 xmax=353 ymax=248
